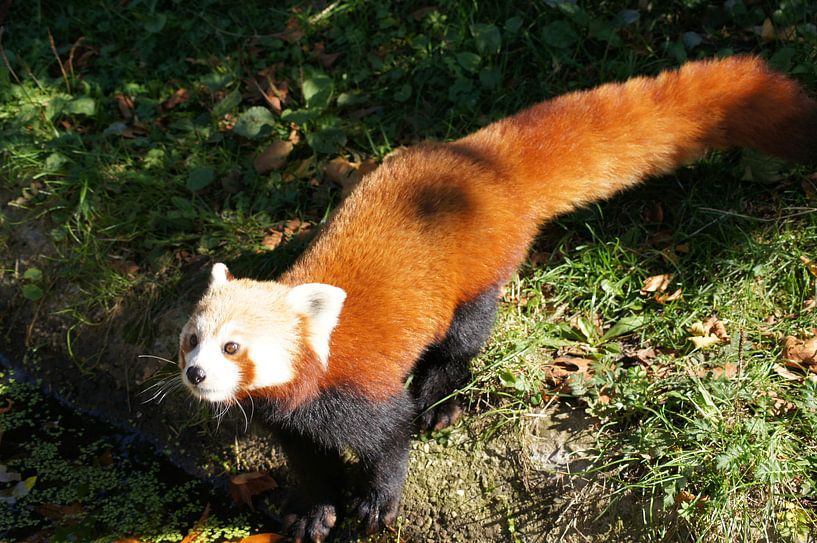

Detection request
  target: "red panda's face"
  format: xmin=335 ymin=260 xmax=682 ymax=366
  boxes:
xmin=178 ymin=263 xmax=346 ymax=403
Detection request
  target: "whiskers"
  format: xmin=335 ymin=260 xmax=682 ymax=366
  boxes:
xmin=211 ymin=394 xmax=253 ymax=433
xmin=137 ymin=353 xmax=254 ymax=433
xmin=138 ymin=354 xmax=183 ymax=404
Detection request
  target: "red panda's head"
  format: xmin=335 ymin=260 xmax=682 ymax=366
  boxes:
xmin=178 ymin=263 xmax=346 ymax=404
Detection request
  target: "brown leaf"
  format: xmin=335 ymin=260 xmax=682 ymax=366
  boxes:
xmin=115 ymin=94 xmax=134 ymax=120
xmin=647 ymin=230 xmax=673 ymax=249
xmin=642 ymin=201 xmax=664 ymax=224
xmin=634 ymin=347 xmax=657 ymax=364
xmin=261 ymin=230 xmax=283 ymax=250
xmin=35 ymin=503 xmax=83 ymax=521
xmin=545 ymin=357 xmax=594 ymax=385
xmin=773 ymin=363 xmax=803 ymax=381
xmin=121 ymin=123 xmax=148 ymax=139
xmin=0 ymin=399 xmax=13 ymax=414
xmin=760 ymin=18 xmax=776 ymax=42
xmin=253 ymin=140 xmax=294 ymax=174
xmin=703 ymin=316 xmax=730 ymax=341
xmin=180 ymin=503 xmax=211 ymax=543
xmin=323 ymin=157 xmax=377 ymax=196
xmin=239 ymin=534 xmax=287 ymax=543
xmin=162 ymin=88 xmax=189 ymax=110
xmin=782 ymin=335 xmax=817 ymax=370
xmin=274 ymin=17 xmax=303 ymax=43
xmin=655 ymin=288 xmax=683 ymax=304
xmin=109 ymin=258 xmax=139 ymax=276
xmin=709 ymin=363 xmax=738 ymax=380
xmin=228 ymin=472 xmax=278 ymax=510
xmin=640 ymin=274 xmax=672 ymax=295
xmin=312 ymin=43 xmax=340 ymax=69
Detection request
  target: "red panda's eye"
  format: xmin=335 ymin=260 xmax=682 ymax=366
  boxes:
xmin=189 ymin=334 xmax=198 ymax=348
xmin=223 ymin=342 xmax=239 ymax=355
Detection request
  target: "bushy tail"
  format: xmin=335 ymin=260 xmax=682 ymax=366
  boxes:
xmin=466 ymin=56 xmax=817 ymax=221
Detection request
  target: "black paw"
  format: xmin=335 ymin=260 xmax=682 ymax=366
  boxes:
xmin=419 ymin=397 xmax=463 ymax=432
xmin=283 ymin=503 xmax=337 ymax=543
xmin=353 ymin=491 xmax=399 ymax=535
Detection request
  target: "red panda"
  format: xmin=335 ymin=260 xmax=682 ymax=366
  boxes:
xmin=178 ymin=56 xmax=817 ymax=542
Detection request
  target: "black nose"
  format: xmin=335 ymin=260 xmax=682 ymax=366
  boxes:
xmin=186 ymin=366 xmax=206 ymax=385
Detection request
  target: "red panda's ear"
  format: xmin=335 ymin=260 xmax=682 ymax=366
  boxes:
xmin=209 ymin=263 xmax=234 ymax=287
xmin=287 ymin=283 xmax=347 ymax=369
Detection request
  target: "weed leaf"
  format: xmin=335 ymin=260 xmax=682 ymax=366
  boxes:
xmin=302 ymin=74 xmax=334 ymax=110
xmin=542 ymin=20 xmax=578 ymax=49
xmin=22 ymin=284 xmax=43 ymax=301
xmin=471 ymin=23 xmax=501 ymax=55
xmin=23 ymin=268 xmax=43 ymax=281
xmin=234 ymin=107 xmax=275 ymax=139
xmin=456 ymin=52 xmax=481 ymax=73
xmin=601 ymin=315 xmax=645 ymax=342
xmin=187 ymin=166 xmax=215 ymax=191
xmin=212 ymin=89 xmax=242 ymax=118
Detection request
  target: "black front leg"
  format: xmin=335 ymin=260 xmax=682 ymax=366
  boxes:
xmin=276 ymin=428 xmax=345 ymax=543
xmin=270 ymin=387 xmax=417 ymax=539
xmin=353 ymin=421 xmax=411 ymax=534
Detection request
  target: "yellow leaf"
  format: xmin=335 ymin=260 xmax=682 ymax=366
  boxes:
xmin=800 ymin=255 xmax=817 ymax=278
xmin=689 ymin=335 xmax=720 ymax=349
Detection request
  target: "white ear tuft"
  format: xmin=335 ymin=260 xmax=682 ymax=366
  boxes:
xmin=210 ymin=263 xmax=232 ymax=287
xmin=287 ymin=283 xmax=346 ymax=369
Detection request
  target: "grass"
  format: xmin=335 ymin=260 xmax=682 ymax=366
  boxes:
xmin=1 ymin=0 xmax=817 ymax=541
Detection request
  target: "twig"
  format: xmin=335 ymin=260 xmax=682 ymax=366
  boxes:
xmin=47 ymin=27 xmax=70 ymax=93
xmin=699 ymin=206 xmax=817 ymax=222
xmin=66 ymin=35 xmax=85 ymax=80
xmin=0 ymin=26 xmax=21 ymax=84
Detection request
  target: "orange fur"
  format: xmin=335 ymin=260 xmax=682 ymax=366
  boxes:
xmin=270 ymin=56 xmax=816 ymax=404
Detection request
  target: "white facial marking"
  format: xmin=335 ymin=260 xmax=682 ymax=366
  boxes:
xmin=247 ymin=338 xmax=295 ymax=389
xmin=286 ymin=283 xmax=347 ymax=369
xmin=182 ymin=335 xmax=241 ymax=403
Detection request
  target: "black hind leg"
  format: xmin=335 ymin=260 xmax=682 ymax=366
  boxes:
xmin=411 ymin=288 xmax=499 ymax=431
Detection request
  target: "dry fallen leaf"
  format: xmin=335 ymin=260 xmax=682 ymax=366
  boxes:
xmin=688 ymin=317 xmax=729 ymax=349
xmin=162 ymin=88 xmax=189 ymax=110
xmin=773 ymin=363 xmax=803 ymax=381
xmin=655 ymin=288 xmax=683 ymax=304
xmin=239 ymin=534 xmax=286 ymax=543
xmin=760 ymin=18 xmax=776 ymax=42
xmin=800 ymin=255 xmax=817 ymax=278
xmin=544 ymin=357 xmax=594 ymax=386
xmin=782 ymin=335 xmax=817 ymax=371
xmin=708 ymin=363 xmax=738 ymax=380
xmin=703 ymin=316 xmax=730 ymax=341
xmin=640 ymin=274 xmax=672 ymax=295
xmin=229 ymin=472 xmax=278 ymax=510
xmin=261 ymin=230 xmax=284 ymax=250
xmin=323 ymin=157 xmax=378 ymax=196
xmin=180 ymin=503 xmax=211 ymax=543
xmin=689 ymin=335 xmax=721 ymax=349
xmin=253 ymin=140 xmax=294 ymax=174
xmin=274 ymin=17 xmax=303 ymax=43
xmin=115 ymin=94 xmax=134 ymax=120
xmin=34 ymin=502 xmax=84 ymax=521
xmin=642 ymin=201 xmax=664 ymax=224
